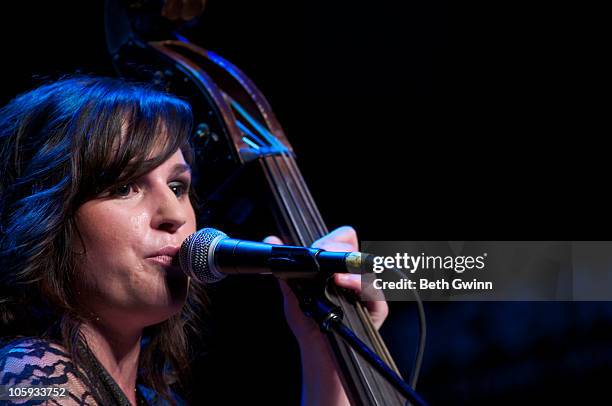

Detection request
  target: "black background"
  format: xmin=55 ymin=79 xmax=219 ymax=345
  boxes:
xmin=1 ymin=0 xmax=609 ymax=404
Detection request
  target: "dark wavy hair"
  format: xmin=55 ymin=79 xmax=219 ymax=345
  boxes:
xmin=0 ymin=76 xmax=207 ymax=403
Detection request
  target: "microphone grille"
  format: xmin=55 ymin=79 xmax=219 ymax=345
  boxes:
xmin=179 ymin=228 xmax=228 ymax=283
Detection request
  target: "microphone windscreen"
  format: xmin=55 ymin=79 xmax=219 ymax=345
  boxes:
xmin=179 ymin=227 xmax=228 ymax=283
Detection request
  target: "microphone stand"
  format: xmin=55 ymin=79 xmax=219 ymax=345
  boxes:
xmin=287 ymin=279 xmax=428 ymax=406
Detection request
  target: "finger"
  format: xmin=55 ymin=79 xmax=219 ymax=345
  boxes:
xmin=365 ymin=300 xmax=389 ymax=317
xmin=312 ymin=226 xmax=358 ymax=250
xmin=334 ymin=273 xmax=362 ymax=291
xmin=365 ymin=301 xmax=389 ymax=330
xmin=334 ymin=273 xmax=387 ymax=302
xmin=333 ymin=273 xmax=388 ymax=329
xmin=326 ymin=225 xmax=358 ymax=244
xmin=263 ymin=235 xmax=284 ymax=245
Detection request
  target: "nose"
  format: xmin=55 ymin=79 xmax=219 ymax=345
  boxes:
xmin=150 ymin=185 xmax=187 ymax=234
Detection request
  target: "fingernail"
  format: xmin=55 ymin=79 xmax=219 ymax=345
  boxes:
xmin=338 ymin=273 xmax=358 ymax=282
xmin=338 ymin=274 xmax=349 ymax=281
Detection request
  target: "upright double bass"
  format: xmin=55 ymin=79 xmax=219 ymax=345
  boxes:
xmin=105 ymin=1 xmax=420 ymax=404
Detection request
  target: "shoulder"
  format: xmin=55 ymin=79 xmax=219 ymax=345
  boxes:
xmin=0 ymin=337 xmax=72 ymax=385
xmin=0 ymin=337 xmax=71 ymax=383
xmin=0 ymin=337 xmax=99 ymax=405
xmin=0 ymin=336 xmax=70 ymax=357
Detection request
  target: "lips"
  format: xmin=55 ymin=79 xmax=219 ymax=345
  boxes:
xmin=146 ymin=246 xmax=180 ymax=268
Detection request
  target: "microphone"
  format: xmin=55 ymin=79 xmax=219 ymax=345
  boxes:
xmin=179 ymin=228 xmax=368 ymax=284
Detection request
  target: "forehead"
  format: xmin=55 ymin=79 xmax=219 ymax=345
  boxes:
xmin=146 ymin=149 xmax=191 ymax=175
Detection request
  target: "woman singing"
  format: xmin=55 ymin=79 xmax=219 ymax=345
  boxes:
xmin=0 ymin=76 xmax=387 ymax=405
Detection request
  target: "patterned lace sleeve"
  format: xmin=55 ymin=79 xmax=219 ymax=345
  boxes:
xmin=0 ymin=338 xmax=100 ymax=405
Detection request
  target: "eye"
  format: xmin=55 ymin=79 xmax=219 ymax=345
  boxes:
xmin=169 ymin=181 xmax=190 ymax=198
xmin=111 ymin=182 xmax=137 ymax=198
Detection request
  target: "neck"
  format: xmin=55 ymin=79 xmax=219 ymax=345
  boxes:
xmin=80 ymin=321 xmax=142 ymax=405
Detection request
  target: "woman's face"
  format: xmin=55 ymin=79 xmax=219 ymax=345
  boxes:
xmin=74 ymin=148 xmax=197 ymax=329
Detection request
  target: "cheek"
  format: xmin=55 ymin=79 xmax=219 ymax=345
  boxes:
xmin=177 ymin=201 xmax=197 ymax=240
xmin=187 ymin=209 xmax=197 ymax=234
xmin=129 ymin=211 xmax=149 ymax=231
xmin=78 ymin=207 xmax=139 ymax=253
xmin=74 ymin=204 xmax=149 ymax=282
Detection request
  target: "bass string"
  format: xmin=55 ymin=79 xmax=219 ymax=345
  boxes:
xmin=213 ymin=54 xmax=396 ymax=401
xmin=273 ymin=154 xmax=324 ymax=241
xmin=273 ymin=153 xmax=405 ymax=388
xmin=278 ymin=153 xmax=388 ymax=350
xmin=261 ymin=154 xmax=315 ymax=246
xmin=281 ymin=153 xmax=328 ymax=237
xmin=263 ymin=153 xmax=392 ymax=400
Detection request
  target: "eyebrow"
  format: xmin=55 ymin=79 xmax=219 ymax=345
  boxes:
xmin=170 ymin=163 xmax=192 ymax=178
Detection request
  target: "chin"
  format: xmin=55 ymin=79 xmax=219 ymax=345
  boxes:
xmin=138 ymin=300 xmax=186 ymax=327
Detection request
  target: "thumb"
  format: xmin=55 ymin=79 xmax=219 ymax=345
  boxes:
xmin=263 ymin=235 xmax=284 ymax=245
